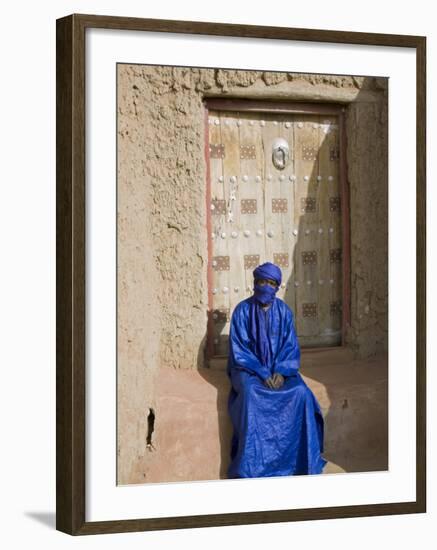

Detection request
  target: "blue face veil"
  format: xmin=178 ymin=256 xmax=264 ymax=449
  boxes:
xmin=252 ymin=262 xmax=282 ymax=305
xmin=250 ymin=262 xmax=282 ymax=368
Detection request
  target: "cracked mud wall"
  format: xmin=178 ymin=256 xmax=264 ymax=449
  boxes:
xmin=117 ymin=64 xmax=388 ymax=484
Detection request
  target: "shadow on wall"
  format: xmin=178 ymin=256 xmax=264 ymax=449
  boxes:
xmin=195 ymin=90 xmax=388 ymax=478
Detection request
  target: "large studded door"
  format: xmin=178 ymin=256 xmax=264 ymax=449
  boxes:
xmin=206 ymin=108 xmax=345 ymax=357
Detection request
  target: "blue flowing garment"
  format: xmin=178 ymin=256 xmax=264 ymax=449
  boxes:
xmin=226 ymin=295 xmax=327 ymax=478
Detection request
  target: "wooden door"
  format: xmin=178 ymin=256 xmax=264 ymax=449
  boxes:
xmin=206 ymin=107 xmax=346 ymax=357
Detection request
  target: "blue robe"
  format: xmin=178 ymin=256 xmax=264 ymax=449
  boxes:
xmin=226 ymin=295 xmax=327 ymax=478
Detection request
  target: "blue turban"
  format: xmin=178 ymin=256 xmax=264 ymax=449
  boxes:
xmin=253 ymin=262 xmax=282 ymax=286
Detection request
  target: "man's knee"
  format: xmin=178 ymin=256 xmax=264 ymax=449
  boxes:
xmin=239 ymin=376 xmax=262 ymax=400
xmin=231 ymin=370 xmax=257 ymax=393
xmin=295 ymin=382 xmax=313 ymax=400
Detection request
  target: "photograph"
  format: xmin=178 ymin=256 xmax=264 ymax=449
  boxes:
xmin=116 ymin=63 xmax=389 ymax=485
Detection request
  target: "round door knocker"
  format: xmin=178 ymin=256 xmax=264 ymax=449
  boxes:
xmin=272 ymin=138 xmax=290 ymax=170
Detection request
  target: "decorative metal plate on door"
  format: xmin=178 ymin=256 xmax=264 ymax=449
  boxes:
xmin=329 ymin=196 xmax=341 ymax=212
xmin=211 ymin=199 xmax=226 ymax=214
xmin=303 ymin=303 xmax=318 ymax=318
xmin=240 ymin=144 xmax=256 ymax=159
xmin=330 ymin=248 xmax=342 ymax=263
xmin=244 ymin=254 xmax=260 ymax=269
xmin=212 ymin=255 xmax=230 ymax=271
xmin=302 ymin=251 xmax=318 ymax=265
xmin=301 ymin=197 xmax=317 ymax=213
xmin=273 ymin=253 xmax=289 ymax=268
xmin=241 ymin=199 xmax=257 ymax=214
xmin=272 ymin=198 xmax=288 ymax=213
xmin=330 ymin=145 xmax=340 ymax=160
xmin=330 ymin=301 xmax=342 ymax=315
xmin=209 ymin=143 xmax=225 ymax=158
xmin=302 ymin=144 xmax=318 ymax=161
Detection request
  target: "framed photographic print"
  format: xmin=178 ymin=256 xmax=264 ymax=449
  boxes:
xmin=56 ymin=13 xmax=426 ymax=535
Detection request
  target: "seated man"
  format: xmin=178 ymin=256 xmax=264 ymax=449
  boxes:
xmin=226 ymin=261 xmax=327 ymax=478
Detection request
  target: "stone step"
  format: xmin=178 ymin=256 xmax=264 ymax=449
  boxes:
xmin=208 ymin=345 xmax=356 ymax=370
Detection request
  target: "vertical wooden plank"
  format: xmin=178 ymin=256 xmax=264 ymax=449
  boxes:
xmin=307 ymin=115 xmax=322 ymax=339
xmin=339 ymin=109 xmax=351 ymax=338
xmin=326 ymin=116 xmax=342 ymax=337
xmin=204 ymin=107 xmax=214 ymax=360
xmin=317 ymin=114 xmax=332 ymax=340
xmin=294 ymin=116 xmax=319 ymax=337
xmin=208 ymin=110 xmax=228 ymax=355
xmin=293 ymin=117 xmax=304 ymax=336
xmin=221 ymin=111 xmax=245 ymax=316
xmin=262 ymin=114 xmax=293 ymax=299
xmin=239 ymin=112 xmax=265 ymax=292
xmin=281 ymin=114 xmax=297 ymax=312
xmin=262 ymin=116 xmax=276 ymax=267
xmin=220 ymin=111 xmax=242 ymax=351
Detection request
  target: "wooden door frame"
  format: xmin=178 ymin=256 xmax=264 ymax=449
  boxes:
xmin=203 ymin=98 xmax=351 ymax=357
